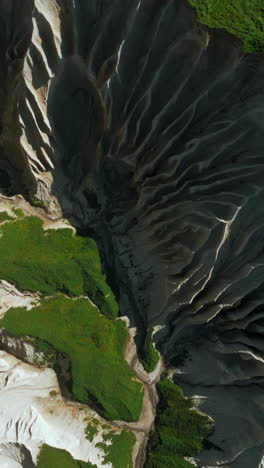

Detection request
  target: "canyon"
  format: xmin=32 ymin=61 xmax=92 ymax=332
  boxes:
xmin=0 ymin=0 xmax=264 ymax=467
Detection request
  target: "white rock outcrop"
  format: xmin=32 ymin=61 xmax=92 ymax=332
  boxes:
xmin=0 ymin=281 xmax=39 ymax=318
xmin=0 ymin=350 xmax=112 ymax=467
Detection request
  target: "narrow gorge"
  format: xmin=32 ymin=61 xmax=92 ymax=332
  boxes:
xmin=0 ymin=1 xmax=264 ymax=467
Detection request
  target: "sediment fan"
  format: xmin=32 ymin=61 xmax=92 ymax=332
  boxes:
xmin=1 ymin=0 xmax=264 ymax=466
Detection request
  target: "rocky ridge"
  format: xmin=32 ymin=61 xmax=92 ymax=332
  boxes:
xmin=0 ymin=0 xmax=264 ymax=467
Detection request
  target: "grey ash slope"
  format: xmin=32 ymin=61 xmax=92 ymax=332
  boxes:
xmin=1 ymin=0 xmax=264 ymax=467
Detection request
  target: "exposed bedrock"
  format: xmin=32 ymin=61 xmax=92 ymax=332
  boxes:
xmin=1 ymin=0 xmax=264 ymax=466
xmin=0 ymin=0 xmax=37 ymax=195
xmin=0 ymin=443 xmax=35 ymax=468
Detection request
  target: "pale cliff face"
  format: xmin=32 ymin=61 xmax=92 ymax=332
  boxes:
xmin=0 ymin=0 xmax=264 ymax=467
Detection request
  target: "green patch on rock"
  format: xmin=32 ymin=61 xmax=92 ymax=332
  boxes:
xmin=139 ymin=329 xmax=160 ymax=373
xmin=0 ymin=215 xmax=118 ymax=319
xmin=84 ymin=416 xmax=136 ymax=468
xmin=188 ymin=0 xmax=264 ymax=52
xmin=145 ymin=377 xmax=212 ymax=467
xmin=0 ymin=211 xmax=12 ymax=223
xmin=85 ymin=418 xmax=100 ymax=442
xmin=37 ymin=444 xmax=96 ymax=468
xmin=12 ymin=208 xmax=25 ymax=217
xmin=97 ymin=430 xmax=135 ymax=468
xmin=29 ymin=196 xmax=46 ymax=209
xmin=1 ymin=295 xmax=144 ymax=422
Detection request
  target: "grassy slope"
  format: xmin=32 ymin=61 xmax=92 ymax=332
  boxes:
xmin=145 ymin=378 xmax=212 ymax=467
xmin=37 ymin=444 xmax=96 ymax=468
xmin=1 ymin=295 xmax=143 ymax=422
xmin=84 ymin=419 xmax=135 ymax=467
xmin=188 ymin=0 xmax=264 ymax=52
xmin=98 ymin=431 xmax=136 ymax=468
xmin=0 ymin=215 xmax=117 ymax=319
xmin=0 ymin=211 xmax=12 ymax=222
xmin=37 ymin=431 xmax=135 ymax=468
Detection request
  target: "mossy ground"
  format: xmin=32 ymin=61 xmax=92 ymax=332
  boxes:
xmin=0 ymin=211 xmax=12 ymax=222
xmin=188 ymin=0 xmax=264 ymax=52
xmin=85 ymin=418 xmax=101 ymax=442
xmin=145 ymin=377 xmax=212 ymax=467
xmin=0 ymin=215 xmax=117 ymax=319
xmin=1 ymin=295 xmax=143 ymax=422
xmin=36 ymin=444 xmax=96 ymax=468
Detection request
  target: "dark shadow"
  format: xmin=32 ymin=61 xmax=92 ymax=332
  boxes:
xmin=19 ymin=95 xmax=54 ymax=171
xmin=34 ymin=9 xmax=59 ymax=74
xmin=24 ymin=82 xmax=52 ymax=136
xmin=57 ymin=0 xmax=76 ymax=57
xmin=0 ymin=168 xmax=13 ymax=196
xmin=29 ymin=43 xmax=50 ymax=89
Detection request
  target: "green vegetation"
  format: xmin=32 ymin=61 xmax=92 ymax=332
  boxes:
xmin=0 ymin=213 xmax=142 ymax=426
xmin=1 ymin=295 xmax=143 ymax=422
xmin=98 ymin=430 xmax=135 ymax=468
xmin=29 ymin=196 xmax=46 ymax=209
xmin=12 ymin=208 xmax=25 ymax=217
xmin=85 ymin=418 xmax=100 ymax=442
xmin=188 ymin=0 xmax=264 ymax=52
xmin=0 ymin=211 xmax=12 ymax=223
xmin=0 ymin=215 xmax=118 ymax=319
xmin=85 ymin=418 xmax=135 ymax=467
xmin=36 ymin=444 xmax=96 ymax=468
xmin=139 ymin=330 xmax=160 ymax=373
xmin=145 ymin=377 xmax=212 ymax=467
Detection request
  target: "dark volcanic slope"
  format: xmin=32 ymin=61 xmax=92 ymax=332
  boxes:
xmin=1 ymin=0 xmax=264 ymax=466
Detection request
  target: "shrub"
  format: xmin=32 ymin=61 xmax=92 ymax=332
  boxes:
xmin=188 ymin=0 xmax=264 ymax=52
xmin=145 ymin=377 xmax=212 ymax=467
xmin=139 ymin=329 xmax=160 ymax=373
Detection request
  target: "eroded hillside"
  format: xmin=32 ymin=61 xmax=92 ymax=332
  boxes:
xmin=0 ymin=0 xmax=264 ymax=467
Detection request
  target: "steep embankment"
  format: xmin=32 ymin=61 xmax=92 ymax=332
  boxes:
xmin=0 ymin=1 xmax=264 ymax=467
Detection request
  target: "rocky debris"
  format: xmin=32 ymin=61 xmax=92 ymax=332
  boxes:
xmin=0 ymin=194 xmax=72 ymax=230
